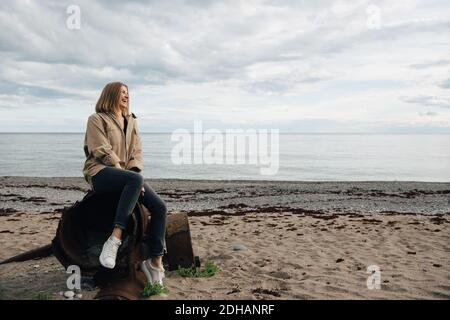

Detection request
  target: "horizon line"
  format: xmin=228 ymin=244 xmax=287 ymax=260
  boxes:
xmin=0 ymin=131 xmax=450 ymax=135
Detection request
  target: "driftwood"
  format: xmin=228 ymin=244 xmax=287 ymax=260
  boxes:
xmin=0 ymin=190 xmax=199 ymax=300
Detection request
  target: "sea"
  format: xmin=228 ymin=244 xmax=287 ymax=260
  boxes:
xmin=0 ymin=133 xmax=449 ymax=182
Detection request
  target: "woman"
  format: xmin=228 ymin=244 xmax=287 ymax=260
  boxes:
xmin=82 ymin=82 xmax=167 ymax=286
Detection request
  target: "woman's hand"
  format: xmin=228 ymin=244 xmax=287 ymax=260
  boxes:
xmin=140 ymin=186 xmax=145 ymax=196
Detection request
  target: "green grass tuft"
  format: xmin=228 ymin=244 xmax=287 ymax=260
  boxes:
xmin=142 ymin=282 xmax=169 ymax=297
xmin=177 ymin=261 xmax=220 ymax=278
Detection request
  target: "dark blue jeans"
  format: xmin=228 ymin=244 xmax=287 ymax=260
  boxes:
xmin=91 ymin=166 xmax=167 ymax=257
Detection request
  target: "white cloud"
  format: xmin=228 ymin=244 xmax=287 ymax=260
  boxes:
xmin=0 ymin=0 xmax=449 ymax=132
xmin=401 ymin=95 xmax=450 ymax=108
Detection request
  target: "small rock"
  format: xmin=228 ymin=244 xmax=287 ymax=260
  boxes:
xmin=64 ymin=290 xmax=75 ymax=298
xmin=232 ymin=244 xmax=247 ymax=251
xmin=75 ymin=293 xmax=83 ymax=299
xmin=336 ymin=258 xmax=344 ymax=263
xmin=33 ymin=264 xmax=40 ymax=268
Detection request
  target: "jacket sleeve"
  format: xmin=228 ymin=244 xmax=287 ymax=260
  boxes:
xmin=127 ymin=121 xmax=144 ymax=172
xmin=84 ymin=114 xmax=121 ymax=166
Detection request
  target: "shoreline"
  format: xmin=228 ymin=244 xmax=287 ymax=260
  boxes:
xmin=1 ymin=176 xmax=449 ymax=215
xmin=2 ymin=175 xmax=450 ymax=184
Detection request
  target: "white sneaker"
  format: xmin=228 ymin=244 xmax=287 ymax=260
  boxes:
xmin=141 ymin=260 xmax=165 ymax=285
xmin=99 ymin=236 xmax=122 ymax=269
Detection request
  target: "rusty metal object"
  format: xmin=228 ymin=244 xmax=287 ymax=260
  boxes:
xmin=51 ymin=190 xmax=148 ymax=276
xmin=51 ymin=189 xmax=151 ymax=300
xmin=92 ymin=205 xmax=199 ymax=299
xmin=1 ymin=189 xmax=199 ymax=299
xmin=94 ymin=271 xmax=148 ymax=300
xmin=93 ymin=241 xmax=149 ymax=300
xmin=0 ymin=244 xmax=53 ymax=265
xmin=163 ymin=212 xmax=196 ymax=271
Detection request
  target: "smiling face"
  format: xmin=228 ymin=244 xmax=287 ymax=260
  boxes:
xmin=95 ymin=82 xmax=130 ymax=115
xmin=119 ymin=85 xmax=129 ymax=111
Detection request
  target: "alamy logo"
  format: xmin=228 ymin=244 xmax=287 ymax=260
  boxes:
xmin=66 ymin=5 xmax=81 ymax=30
xmin=366 ymin=265 xmax=381 ymax=290
xmin=171 ymin=120 xmax=279 ymax=175
xmin=66 ymin=265 xmax=81 ymax=290
xmin=366 ymin=4 xmax=381 ymax=30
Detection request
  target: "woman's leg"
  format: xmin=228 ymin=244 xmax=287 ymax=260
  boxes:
xmin=91 ymin=166 xmax=144 ymax=269
xmin=91 ymin=166 xmax=144 ymax=233
xmin=139 ymin=182 xmax=167 ymax=268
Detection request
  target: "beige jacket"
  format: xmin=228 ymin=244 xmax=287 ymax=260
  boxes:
xmin=82 ymin=112 xmax=144 ymax=189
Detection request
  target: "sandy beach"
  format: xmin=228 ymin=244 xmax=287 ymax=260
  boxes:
xmin=0 ymin=176 xmax=449 ymax=300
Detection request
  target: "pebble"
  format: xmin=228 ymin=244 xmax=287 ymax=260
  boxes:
xmin=232 ymin=244 xmax=247 ymax=251
xmin=64 ymin=290 xmax=75 ymax=298
xmin=75 ymin=293 xmax=83 ymax=299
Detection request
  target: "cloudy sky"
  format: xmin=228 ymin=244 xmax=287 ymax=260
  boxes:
xmin=0 ymin=0 xmax=449 ymax=133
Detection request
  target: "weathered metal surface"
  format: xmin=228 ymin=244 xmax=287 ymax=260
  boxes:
xmin=0 ymin=244 xmax=53 ymax=265
xmin=166 ymin=212 xmax=190 ymax=235
xmin=1 ymin=189 xmax=199 ymax=299
xmin=94 ymin=240 xmax=148 ymax=300
xmin=52 ymin=190 xmax=146 ymax=275
xmin=163 ymin=212 xmax=196 ymax=271
xmin=94 ymin=271 xmax=148 ymax=300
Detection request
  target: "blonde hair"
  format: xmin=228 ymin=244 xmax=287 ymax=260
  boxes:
xmin=95 ymin=82 xmax=129 ymax=115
